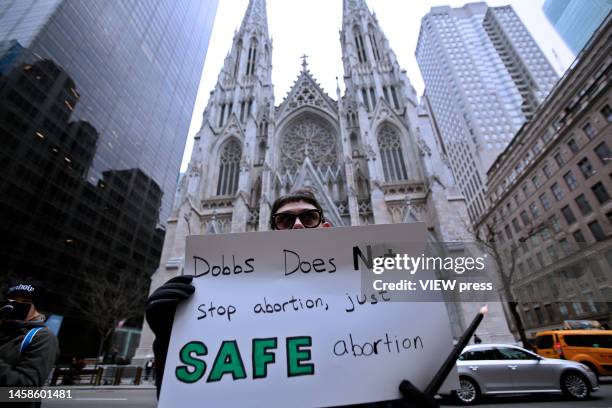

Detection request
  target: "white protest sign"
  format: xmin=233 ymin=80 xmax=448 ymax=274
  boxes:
xmin=159 ymin=223 xmax=459 ymax=407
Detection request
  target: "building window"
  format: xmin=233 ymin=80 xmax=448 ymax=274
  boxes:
xmin=531 ymin=175 xmax=541 ymax=188
xmin=563 ymin=171 xmax=578 ymax=191
xmin=594 ymin=142 xmax=610 ymax=165
xmin=522 ymin=184 xmax=529 ymax=198
xmin=354 ymin=27 xmax=368 ymax=63
xmin=377 ymin=124 xmax=408 ymax=181
xmin=234 ymin=40 xmax=243 ymax=78
xmin=549 ymin=214 xmax=561 ymax=233
xmin=520 ymin=210 xmax=530 ymax=225
xmin=588 ymin=220 xmax=606 ymax=241
xmin=216 ymin=139 xmax=242 ymax=196
xmin=362 ymin=88 xmax=371 ymax=111
xmin=539 ymin=193 xmax=551 ymax=210
xmin=577 ymin=157 xmax=595 ymax=179
xmin=512 ymin=217 xmax=521 ymax=233
xmin=607 ymin=211 xmax=612 ymax=226
xmin=505 ymin=225 xmax=512 ymax=240
xmin=561 ymin=205 xmax=576 ymax=225
xmin=559 ymin=237 xmax=572 ymax=253
xmin=218 ymin=103 xmax=226 ymax=127
xmin=547 ymin=245 xmax=558 ymax=261
xmin=567 ymin=138 xmax=579 ymax=154
xmin=554 ymin=152 xmax=565 ymax=167
xmin=573 ymin=301 xmax=584 ymax=315
xmin=390 ymin=86 xmax=400 ymax=110
xmin=368 ymin=27 xmax=381 ymax=61
xmin=551 ymin=182 xmax=565 ymax=201
xmin=535 ymin=251 xmax=545 ymax=267
xmin=601 ymin=104 xmax=612 ymax=122
xmin=572 ymin=229 xmax=586 ymax=243
xmin=574 ymin=194 xmax=593 ymax=216
xmin=582 ymin=122 xmax=595 ymax=139
xmin=591 ymin=182 xmax=611 ymax=204
xmin=529 ymin=202 xmax=540 ymax=218
xmin=542 ymin=164 xmax=552 ymax=178
xmin=246 ymin=38 xmax=258 ymax=76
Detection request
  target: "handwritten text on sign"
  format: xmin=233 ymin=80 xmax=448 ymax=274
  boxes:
xmin=159 ymin=223 xmax=459 ymax=408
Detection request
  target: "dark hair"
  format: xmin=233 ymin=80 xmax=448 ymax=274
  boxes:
xmin=270 ymin=188 xmax=324 ymax=229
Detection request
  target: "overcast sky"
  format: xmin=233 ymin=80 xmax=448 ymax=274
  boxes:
xmin=181 ymin=0 xmax=576 ymax=172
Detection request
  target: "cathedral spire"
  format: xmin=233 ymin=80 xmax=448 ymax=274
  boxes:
xmin=203 ymin=0 xmax=273 ymax=119
xmin=238 ymin=0 xmax=269 ymax=38
xmin=340 ymin=0 xmax=416 ymax=106
xmin=343 ymin=0 xmax=371 ymax=21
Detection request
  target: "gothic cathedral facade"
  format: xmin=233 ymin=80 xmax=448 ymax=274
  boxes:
xmin=135 ymin=0 xmax=512 ymax=361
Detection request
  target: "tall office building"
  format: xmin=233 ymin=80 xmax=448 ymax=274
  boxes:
xmin=478 ymin=14 xmax=612 ymax=334
xmin=0 ymin=0 xmax=217 ymax=358
xmin=416 ymin=2 xmax=559 ymax=222
xmin=543 ymin=0 xmax=611 ymax=55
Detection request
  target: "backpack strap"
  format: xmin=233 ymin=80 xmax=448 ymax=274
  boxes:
xmin=20 ymin=327 xmax=44 ymax=354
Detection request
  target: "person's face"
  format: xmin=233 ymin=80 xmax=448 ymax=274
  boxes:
xmin=6 ymin=295 xmax=36 ymax=321
xmin=273 ymin=201 xmax=331 ymax=230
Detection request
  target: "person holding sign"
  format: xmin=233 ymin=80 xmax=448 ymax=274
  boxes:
xmin=146 ymin=189 xmax=439 ymax=407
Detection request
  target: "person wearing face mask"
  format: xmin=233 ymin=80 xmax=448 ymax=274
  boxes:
xmin=146 ymin=189 xmax=439 ymax=407
xmin=0 ymin=279 xmax=59 ymax=407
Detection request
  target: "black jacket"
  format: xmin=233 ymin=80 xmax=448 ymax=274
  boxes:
xmin=0 ymin=317 xmax=60 ymax=408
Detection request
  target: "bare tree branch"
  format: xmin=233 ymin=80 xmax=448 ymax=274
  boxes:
xmin=68 ymin=271 xmax=151 ymax=363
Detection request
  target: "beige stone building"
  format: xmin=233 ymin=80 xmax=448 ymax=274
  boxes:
xmin=476 ymin=15 xmax=612 ymax=335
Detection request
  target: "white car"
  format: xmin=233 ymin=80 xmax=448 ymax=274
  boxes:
xmin=454 ymin=344 xmax=599 ymax=404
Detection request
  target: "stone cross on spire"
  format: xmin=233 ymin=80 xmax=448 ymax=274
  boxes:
xmin=301 ymin=54 xmax=309 ymax=71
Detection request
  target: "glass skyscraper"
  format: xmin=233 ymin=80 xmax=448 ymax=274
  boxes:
xmin=416 ymin=2 xmax=558 ymax=222
xmin=0 ymin=0 xmax=217 ymax=358
xmin=543 ymin=0 xmax=611 ymax=54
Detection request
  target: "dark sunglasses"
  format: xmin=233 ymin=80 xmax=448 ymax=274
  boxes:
xmin=271 ymin=209 xmax=323 ymax=230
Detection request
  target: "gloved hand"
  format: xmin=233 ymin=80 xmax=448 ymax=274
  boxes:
xmin=145 ymin=275 xmax=195 ymax=397
xmin=146 ymin=275 xmax=195 ymax=341
xmin=398 ymin=380 xmax=439 ymax=408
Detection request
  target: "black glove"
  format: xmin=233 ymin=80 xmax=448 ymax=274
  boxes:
xmin=398 ymin=380 xmax=439 ymax=408
xmin=145 ymin=275 xmax=195 ymax=397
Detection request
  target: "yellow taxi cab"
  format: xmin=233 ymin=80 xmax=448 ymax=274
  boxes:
xmin=533 ymin=328 xmax=612 ymax=377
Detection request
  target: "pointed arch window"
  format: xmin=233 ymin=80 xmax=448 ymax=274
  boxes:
xmin=353 ymin=27 xmax=367 ymax=63
xmin=246 ymin=38 xmax=258 ymax=76
xmin=368 ymin=26 xmax=381 ymax=61
xmin=216 ymin=139 xmax=242 ymax=196
xmin=234 ymin=40 xmax=242 ymax=78
xmin=390 ymin=86 xmax=400 ymax=109
xmin=377 ymin=124 xmax=408 ymax=181
xmin=362 ymin=87 xmax=376 ymax=111
xmin=218 ymin=103 xmax=226 ymax=127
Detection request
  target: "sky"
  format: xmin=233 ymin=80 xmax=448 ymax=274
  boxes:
xmin=180 ymin=0 xmax=576 ymax=172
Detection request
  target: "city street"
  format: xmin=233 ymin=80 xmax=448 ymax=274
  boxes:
xmin=41 ymin=381 xmax=612 ymax=407
xmin=440 ymin=380 xmax=612 ymax=407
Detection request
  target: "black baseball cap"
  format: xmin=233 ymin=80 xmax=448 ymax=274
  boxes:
xmin=5 ymin=280 xmax=40 ymax=306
